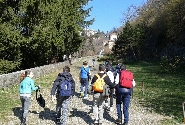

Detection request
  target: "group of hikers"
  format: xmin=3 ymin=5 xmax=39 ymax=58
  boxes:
xmin=19 ymin=59 xmax=135 ymax=125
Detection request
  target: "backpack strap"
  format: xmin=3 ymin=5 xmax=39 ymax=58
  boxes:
xmin=83 ymin=67 xmax=89 ymax=74
xmin=95 ymin=74 xmax=100 ymax=79
xmin=95 ymin=74 xmax=106 ymax=79
xmin=102 ymin=74 xmax=106 ymax=79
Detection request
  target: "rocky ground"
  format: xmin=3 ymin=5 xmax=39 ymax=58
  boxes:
xmin=1 ymin=56 xmax=179 ymax=125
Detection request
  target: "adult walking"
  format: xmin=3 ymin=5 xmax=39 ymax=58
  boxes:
xmin=79 ymin=61 xmax=91 ymax=99
xmin=68 ymin=54 xmax=72 ymax=65
xmin=19 ymin=70 xmax=39 ymax=125
xmin=115 ymin=65 xmax=135 ymax=125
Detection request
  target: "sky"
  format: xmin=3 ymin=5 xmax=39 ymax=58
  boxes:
xmin=85 ymin=0 xmax=147 ymax=33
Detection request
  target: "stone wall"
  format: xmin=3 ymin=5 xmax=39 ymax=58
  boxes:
xmin=0 ymin=58 xmax=81 ymax=88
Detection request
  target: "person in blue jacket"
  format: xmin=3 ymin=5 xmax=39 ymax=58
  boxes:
xmin=79 ymin=61 xmax=91 ymax=99
xmin=19 ymin=70 xmax=39 ymax=125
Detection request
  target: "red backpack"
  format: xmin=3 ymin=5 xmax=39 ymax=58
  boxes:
xmin=119 ymin=70 xmax=133 ymax=88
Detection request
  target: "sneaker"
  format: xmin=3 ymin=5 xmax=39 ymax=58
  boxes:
xmin=93 ymin=120 xmax=98 ymax=125
xmin=123 ymin=123 xmax=128 ymax=125
xmin=104 ymin=102 xmax=109 ymax=109
xmin=94 ymin=123 xmax=98 ymax=125
xmin=107 ymin=106 xmax=113 ymax=111
xmin=56 ymin=118 xmax=61 ymax=124
xmin=83 ymin=96 xmax=88 ymax=99
xmin=115 ymin=118 xmax=122 ymax=124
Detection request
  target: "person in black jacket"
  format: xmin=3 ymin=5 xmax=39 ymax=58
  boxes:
xmin=90 ymin=64 xmax=116 ymax=125
xmin=51 ymin=66 xmax=75 ymax=125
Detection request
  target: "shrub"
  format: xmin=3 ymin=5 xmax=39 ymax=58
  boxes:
xmin=0 ymin=59 xmax=20 ymax=75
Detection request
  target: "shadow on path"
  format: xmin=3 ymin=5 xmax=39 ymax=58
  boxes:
xmin=12 ymin=107 xmax=22 ymax=121
xmin=30 ymin=108 xmax=56 ymax=122
xmin=69 ymin=108 xmax=94 ymax=124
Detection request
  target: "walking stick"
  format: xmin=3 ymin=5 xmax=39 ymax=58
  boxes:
xmin=182 ymin=101 xmax=185 ymax=124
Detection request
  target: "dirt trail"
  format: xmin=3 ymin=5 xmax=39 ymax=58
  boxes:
xmin=2 ymin=57 xmax=176 ymax=125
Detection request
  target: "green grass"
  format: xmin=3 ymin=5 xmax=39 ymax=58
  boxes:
xmin=0 ymin=71 xmax=58 ymax=121
xmin=99 ymin=54 xmax=185 ymax=123
xmin=127 ymin=61 xmax=185 ymax=123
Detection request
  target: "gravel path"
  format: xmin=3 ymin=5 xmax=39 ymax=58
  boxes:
xmin=1 ymin=57 xmax=177 ymax=125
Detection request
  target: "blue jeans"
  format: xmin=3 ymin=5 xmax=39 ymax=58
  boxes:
xmin=116 ymin=93 xmax=131 ymax=123
xmin=80 ymin=78 xmax=89 ymax=97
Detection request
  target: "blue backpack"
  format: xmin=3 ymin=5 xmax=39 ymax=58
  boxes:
xmin=59 ymin=79 xmax=73 ymax=96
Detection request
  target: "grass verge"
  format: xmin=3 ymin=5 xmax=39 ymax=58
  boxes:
xmin=127 ymin=61 xmax=185 ymax=124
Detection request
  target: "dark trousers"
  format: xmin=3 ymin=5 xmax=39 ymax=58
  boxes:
xmin=109 ymin=88 xmax=114 ymax=107
xmin=116 ymin=93 xmax=131 ymax=124
xmin=56 ymin=96 xmax=71 ymax=125
xmin=80 ymin=78 xmax=89 ymax=97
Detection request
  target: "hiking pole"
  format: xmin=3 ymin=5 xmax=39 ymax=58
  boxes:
xmin=182 ymin=101 xmax=185 ymax=124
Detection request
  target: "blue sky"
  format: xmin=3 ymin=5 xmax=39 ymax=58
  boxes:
xmin=85 ymin=0 xmax=146 ymax=33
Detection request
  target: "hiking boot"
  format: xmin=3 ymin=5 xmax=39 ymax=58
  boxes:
xmin=20 ymin=117 xmax=26 ymax=125
xmin=115 ymin=118 xmax=122 ymax=124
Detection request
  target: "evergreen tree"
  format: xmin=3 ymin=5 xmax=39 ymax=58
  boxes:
xmin=0 ymin=0 xmax=94 ymax=72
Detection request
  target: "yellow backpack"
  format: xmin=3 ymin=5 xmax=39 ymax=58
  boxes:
xmin=93 ymin=74 xmax=106 ymax=92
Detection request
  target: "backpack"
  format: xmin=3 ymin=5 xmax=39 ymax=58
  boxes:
xmin=59 ymin=79 xmax=73 ymax=96
xmin=36 ymin=89 xmax=45 ymax=108
xmin=93 ymin=74 xmax=106 ymax=92
xmin=119 ymin=70 xmax=133 ymax=89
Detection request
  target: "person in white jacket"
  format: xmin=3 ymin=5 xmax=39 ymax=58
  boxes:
xmin=104 ymin=69 xmax=119 ymax=111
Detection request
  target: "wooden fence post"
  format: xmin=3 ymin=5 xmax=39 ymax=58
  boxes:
xmin=142 ymin=81 xmax=144 ymax=95
xmin=182 ymin=102 xmax=185 ymax=124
